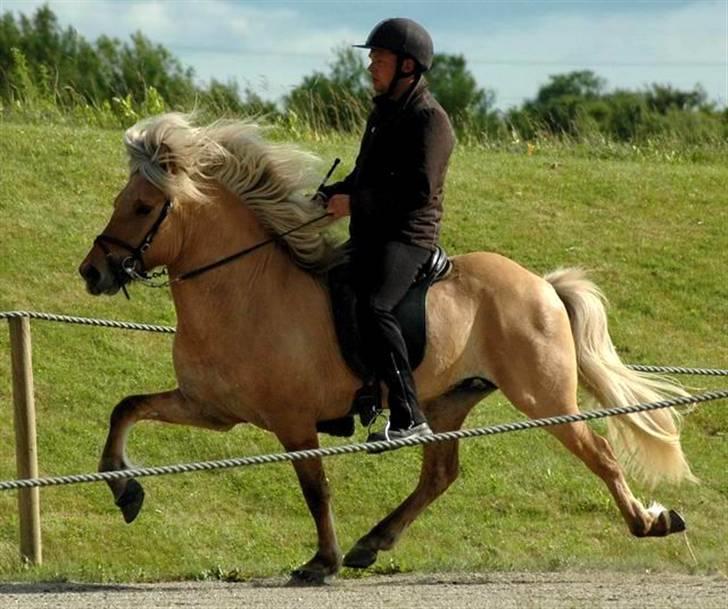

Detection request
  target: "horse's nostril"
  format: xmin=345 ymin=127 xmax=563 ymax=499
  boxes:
xmin=81 ymin=264 xmax=101 ymax=284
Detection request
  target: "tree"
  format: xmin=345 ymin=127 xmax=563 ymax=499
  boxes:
xmin=284 ymin=46 xmax=370 ymax=131
xmin=202 ymin=79 xmax=278 ymax=117
xmin=427 ymin=54 xmax=494 ymax=125
xmin=534 ymin=70 xmax=605 ymax=105
xmin=646 ymin=84 xmax=708 ymax=114
xmin=520 ymin=70 xmax=607 ymax=135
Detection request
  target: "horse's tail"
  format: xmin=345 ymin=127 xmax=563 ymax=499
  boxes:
xmin=545 ymin=267 xmax=696 ymax=487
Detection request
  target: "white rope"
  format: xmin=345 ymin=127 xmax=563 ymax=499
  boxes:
xmin=0 ymin=389 xmax=725 ymax=492
xmin=0 ymin=310 xmax=174 ymax=334
xmin=3 ymin=310 xmax=726 ymax=376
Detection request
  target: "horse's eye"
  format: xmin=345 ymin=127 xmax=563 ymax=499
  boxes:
xmin=135 ymin=203 xmax=153 ymax=216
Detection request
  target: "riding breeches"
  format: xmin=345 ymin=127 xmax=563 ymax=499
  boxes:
xmin=351 ymin=240 xmax=431 ymax=428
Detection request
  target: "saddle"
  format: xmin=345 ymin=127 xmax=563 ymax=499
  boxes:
xmin=317 ymin=245 xmax=452 ymax=437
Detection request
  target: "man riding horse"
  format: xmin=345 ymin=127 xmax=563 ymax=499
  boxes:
xmin=321 ymin=18 xmax=455 ymax=442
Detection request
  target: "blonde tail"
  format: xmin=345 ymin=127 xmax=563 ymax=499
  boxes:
xmin=545 ymin=268 xmax=696 ymax=487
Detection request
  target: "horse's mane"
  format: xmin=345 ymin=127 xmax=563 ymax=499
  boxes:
xmin=123 ymin=112 xmax=339 ymax=271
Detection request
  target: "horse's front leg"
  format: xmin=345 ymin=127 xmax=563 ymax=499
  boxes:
xmin=277 ymin=430 xmax=342 ymax=585
xmin=99 ymin=389 xmax=233 ymax=523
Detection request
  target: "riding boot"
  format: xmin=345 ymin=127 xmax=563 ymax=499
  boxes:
xmin=367 ymin=352 xmax=432 ymax=445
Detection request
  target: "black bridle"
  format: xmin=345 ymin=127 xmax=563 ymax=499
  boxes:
xmin=93 ymin=159 xmax=340 ymax=299
xmin=94 ymin=199 xmax=174 ymax=299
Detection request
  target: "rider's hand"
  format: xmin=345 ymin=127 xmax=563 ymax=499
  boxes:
xmin=326 ymin=194 xmax=351 ymax=220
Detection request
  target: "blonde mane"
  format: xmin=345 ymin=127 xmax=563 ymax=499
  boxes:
xmin=123 ymin=112 xmax=339 ymax=270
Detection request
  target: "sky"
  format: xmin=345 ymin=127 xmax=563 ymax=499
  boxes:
xmin=2 ymin=0 xmax=727 ymax=109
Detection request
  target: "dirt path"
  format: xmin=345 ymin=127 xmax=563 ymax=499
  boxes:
xmin=1 ymin=572 xmax=726 ymax=609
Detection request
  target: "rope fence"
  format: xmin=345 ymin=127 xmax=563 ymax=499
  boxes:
xmin=0 ymin=388 xmax=727 ymax=493
xmin=2 ymin=309 xmax=727 ymax=565
xmin=2 ymin=310 xmax=726 ymax=377
xmin=0 ymin=310 xmax=175 ymax=334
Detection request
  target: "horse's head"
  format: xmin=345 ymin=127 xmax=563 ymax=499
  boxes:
xmin=80 ymin=112 xmax=338 ymax=297
xmin=78 ymin=171 xmax=179 ymax=296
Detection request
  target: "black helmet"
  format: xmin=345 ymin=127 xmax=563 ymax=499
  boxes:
xmin=354 ymin=18 xmax=434 ymax=72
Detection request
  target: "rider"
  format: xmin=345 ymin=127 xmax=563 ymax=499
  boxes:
xmin=320 ymin=18 xmax=455 ymax=442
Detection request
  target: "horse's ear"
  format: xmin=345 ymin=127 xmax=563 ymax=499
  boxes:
xmin=157 ymin=143 xmax=178 ymax=175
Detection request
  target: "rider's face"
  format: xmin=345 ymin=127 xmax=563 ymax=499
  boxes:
xmin=368 ymin=49 xmax=397 ymax=94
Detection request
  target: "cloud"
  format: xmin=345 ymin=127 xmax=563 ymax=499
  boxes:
xmin=3 ymin=0 xmax=725 ymax=107
xmin=437 ymin=0 xmax=726 ymax=106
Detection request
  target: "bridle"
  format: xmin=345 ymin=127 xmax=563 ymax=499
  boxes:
xmin=92 ymin=159 xmax=340 ymax=299
xmin=94 ymin=200 xmax=332 ymax=299
xmin=94 ymin=199 xmax=174 ymax=299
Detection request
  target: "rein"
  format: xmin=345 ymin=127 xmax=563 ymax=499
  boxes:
xmin=96 ymin=206 xmax=331 ymax=297
xmin=172 ymin=212 xmax=332 ymax=283
xmin=94 ymin=159 xmax=341 ymax=298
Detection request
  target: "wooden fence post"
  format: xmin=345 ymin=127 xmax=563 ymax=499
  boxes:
xmin=8 ymin=317 xmax=42 ymax=565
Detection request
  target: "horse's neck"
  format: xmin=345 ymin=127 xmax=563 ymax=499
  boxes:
xmin=168 ymin=190 xmax=316 ymax=339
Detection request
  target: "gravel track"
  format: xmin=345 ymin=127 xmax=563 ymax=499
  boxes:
xmin=1 ymin=571 xmax=726 ymax=609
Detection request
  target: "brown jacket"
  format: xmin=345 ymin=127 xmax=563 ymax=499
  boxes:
xmin=322 ymin=79 xmax=455 ymax=251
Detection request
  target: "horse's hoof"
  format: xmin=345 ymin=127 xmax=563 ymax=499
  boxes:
xmin=287 ymin=568 xmax=329 ymax=587
xmin=668 ymin=509 xmax=686 ymax=534
xmin=115 ymin=479 xmax=145 ymax=523
xmin=343 ymin=545 xmax=378 ymax=569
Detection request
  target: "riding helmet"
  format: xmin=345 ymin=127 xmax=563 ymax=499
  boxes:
xmin=354 ymin=18 xmax=434 ymax=72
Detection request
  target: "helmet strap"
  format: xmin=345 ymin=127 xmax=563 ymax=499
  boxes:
xmin=386 ymin=55 xmax=420 ymax=98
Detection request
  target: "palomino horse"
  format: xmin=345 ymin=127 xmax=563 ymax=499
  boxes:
xmin=79 ymin=114 xmax=693 ymax=584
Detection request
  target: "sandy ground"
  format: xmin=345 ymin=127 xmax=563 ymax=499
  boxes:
xmin=1 ymin=571 xmax=726 ymax=609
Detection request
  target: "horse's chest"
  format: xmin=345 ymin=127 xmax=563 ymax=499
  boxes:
xmin=173 ymin=343 xmax=268 ymax=425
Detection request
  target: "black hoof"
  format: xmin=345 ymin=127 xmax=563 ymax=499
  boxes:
xmin=115 ymin=479 xmax=145 ymax=523
xmin=343 ymin=545 xmax=378 ymax=569
xmin=668 ymin=509 xmax=686 ymax=534
xmin=287 ymin=569 xmax=329 ymax=587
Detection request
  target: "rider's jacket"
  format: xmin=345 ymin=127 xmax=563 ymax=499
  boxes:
xmin=321 ymin=78 xmax=455 ymax=251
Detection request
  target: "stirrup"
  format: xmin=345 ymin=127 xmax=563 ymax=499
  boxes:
xmin=366 ymin=421 xmax=433 ymax=454
xmin=354 ymin=382 xmax=381 ymax=427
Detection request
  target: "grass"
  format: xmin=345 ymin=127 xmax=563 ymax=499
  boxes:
xmin=0 ymin=121 xmax=726 ymax=582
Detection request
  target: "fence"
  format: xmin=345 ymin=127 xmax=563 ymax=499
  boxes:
xmin=2 ymin=310 xmax=727 ymax=566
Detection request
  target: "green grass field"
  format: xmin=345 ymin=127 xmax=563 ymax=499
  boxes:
xmin=0 ymin=121 xmax=726 ymax=582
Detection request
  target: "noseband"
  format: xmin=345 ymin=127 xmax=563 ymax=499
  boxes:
xmin=94 ymin=199 xmax=173 ymax=298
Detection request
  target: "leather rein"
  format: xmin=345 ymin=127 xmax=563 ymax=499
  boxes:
xmin=94 ymin=201 xmax=331 ymax=299
xmin=94 ymin=159 xmax=340 ymax=299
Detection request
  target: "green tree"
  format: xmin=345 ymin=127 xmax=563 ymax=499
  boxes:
xmin=520 ymin=70 xmax=607 ymax=135
xmin=284 ymin=46 xmax=370 ymax=132
xmin=0 ymin=4 xmax=197 ymax=107
xmin=646 ymin=83 xmax=708 ymax=114
xmin=202 ymin=79 xmax=278 ymax=117
xmin=116 ymin=32 xmax=195 ymax=104
xmin=427 ymin=54 xmax=495 ymax=126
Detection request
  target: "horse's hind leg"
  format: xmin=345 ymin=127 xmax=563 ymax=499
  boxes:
xmin=100 ymin=389 xmax=233 ymax=523
xmin=497 ymin=361 xmax=684 ymax=538
xmin=541 ymin=419 xmax=683 ymax=537
xmin=344 ymin=387 xmax=490 ymax=569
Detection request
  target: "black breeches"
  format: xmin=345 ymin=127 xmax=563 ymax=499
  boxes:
xmin=352 ymin=241 xmax=431 ymax=428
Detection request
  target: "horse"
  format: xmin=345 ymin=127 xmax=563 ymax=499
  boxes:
xmin=78 ymin=113 xmax=694 ymax=584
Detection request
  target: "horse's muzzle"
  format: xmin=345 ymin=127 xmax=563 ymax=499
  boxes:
xmin=79 ymin=260 xmax=123 ymax=296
